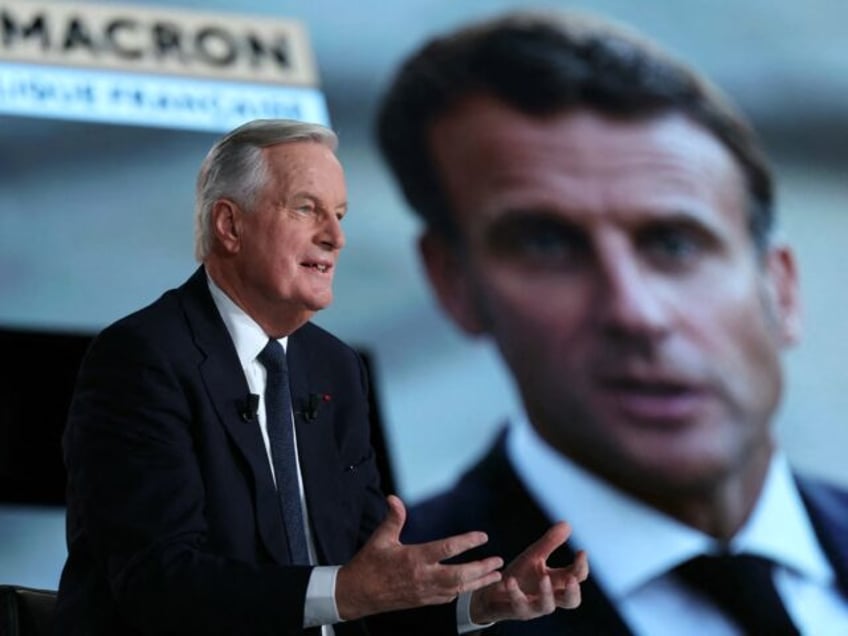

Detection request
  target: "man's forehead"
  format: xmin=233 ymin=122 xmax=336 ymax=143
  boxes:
xmin=429 ymin=100 xmax=748 ymax=244
xmin=433 ymin=96 xmax=717 ymax=153
xmin=258 ymin=142 xmax=346 ymax=200
xmin=434 ymin=105 xmax=740 ymax=188
xmin=262 ymin=139 xmax=337 ymax=160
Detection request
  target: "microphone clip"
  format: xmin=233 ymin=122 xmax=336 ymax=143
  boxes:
xmin=300 ymin=392 xmax=331 ymax=422
xmin=240 ymin=393 xmax=260 ymax=422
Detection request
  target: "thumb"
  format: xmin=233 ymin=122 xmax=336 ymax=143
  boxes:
xmin=526 ymin=521 xmax=570 ymax=561
xmin=375 ymin=494 xmax=406 ymax=543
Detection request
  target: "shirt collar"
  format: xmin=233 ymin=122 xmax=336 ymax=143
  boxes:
xmin=506 ymin=416 xmax=835 ymax=601
xmin=206 ymin=273 xmax=288 ymax=367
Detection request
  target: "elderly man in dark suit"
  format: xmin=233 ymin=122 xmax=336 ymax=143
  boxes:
xmin=376 ymin=10 xmax=848 ymax=635
xmin=55 ymin=119 xmax=588 ymax=635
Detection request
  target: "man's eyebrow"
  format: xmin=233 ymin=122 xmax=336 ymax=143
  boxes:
xmin=289 ymin=191 xmax=345 ymax=205
xmin=634 ymin=208 xmax=719 ymax=229
xmin=485 ymin=205 xmax=576 ymax=221
xmin=289 ymin=191 xmax=319 ymax=202
xmin=485 ymin=207 xmax=588 ymax=231
xmin=288 ymin=191 xmax=348 ymax=213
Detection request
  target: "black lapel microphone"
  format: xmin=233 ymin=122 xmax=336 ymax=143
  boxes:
xmin=239 ymin=393 xmax=260 ymax=422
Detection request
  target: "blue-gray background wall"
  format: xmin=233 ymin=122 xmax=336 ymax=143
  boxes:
xmin=2 ymin=0 xmax=847 ymax=589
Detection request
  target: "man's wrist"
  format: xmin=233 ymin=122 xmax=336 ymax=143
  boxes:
xmin=457 ymin=591 xmax=494 ymax=634
xmin=304 ymin=565 xmax=343 ymax=627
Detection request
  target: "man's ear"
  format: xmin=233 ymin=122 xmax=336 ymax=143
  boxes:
xmin=211 ymin=199 xmax=242 ymax=254
xmin=764 ymin=244 xmax=802 ymax=346
xmin=419 ymin=232 xmax=487 ymax=335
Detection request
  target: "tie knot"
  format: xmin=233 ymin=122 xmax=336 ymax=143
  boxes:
xmin=258 ymin=339 xmax=287 ymax=374
xmin=677 ymin=552 xmax=773 ymax=581
xmin=674 ymin=552 xmax=800 ymax=635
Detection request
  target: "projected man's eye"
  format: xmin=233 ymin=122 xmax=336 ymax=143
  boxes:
xmin=488 ymin=216 xmax=589 ymax=269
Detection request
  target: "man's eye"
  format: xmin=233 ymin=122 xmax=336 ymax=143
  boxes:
xmin=520 ymin=228 xmax=572 ymax=256
xmin=489 ymin=219 xmax=587 ymax=265
xmin=640 ymin=226 xmax=705 ymax=266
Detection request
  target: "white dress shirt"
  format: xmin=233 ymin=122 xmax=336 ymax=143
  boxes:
xmin=208 ymin=279 xmax=339 ymax=634
xmin=507 ymin=415 xmax=848 ymax=635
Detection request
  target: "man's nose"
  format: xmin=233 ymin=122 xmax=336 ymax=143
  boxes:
xmin=595 ymin=247 xmax=671 ymax=342
xmin=318 ymin=214 xmax=345 ymax=251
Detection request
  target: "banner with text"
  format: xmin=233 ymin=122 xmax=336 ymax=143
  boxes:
xmin=0 ymin=0 xmax=329 ymax=130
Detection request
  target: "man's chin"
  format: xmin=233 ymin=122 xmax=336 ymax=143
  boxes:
xmin=297 ymin=287 xmax=334 ymax=312
xmin=631 ymin=451 xmax=739 ymax=496
xmin=598 ymin=431 xmax=741 ymax=490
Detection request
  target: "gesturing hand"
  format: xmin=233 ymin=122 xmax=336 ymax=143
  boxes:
xmin=470 ymin=522 xmax=589 ymax=624
xmin=335 ymin=495 xmax=505 ymax=621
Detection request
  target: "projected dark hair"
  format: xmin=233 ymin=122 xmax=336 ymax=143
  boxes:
xmin=376 ymin=11 xmax=774 ymax=250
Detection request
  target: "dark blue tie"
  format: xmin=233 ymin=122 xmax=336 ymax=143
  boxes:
xmin=258 ymin=339 xmax=310 ymax=565
xmin=675 ymin=553 xmax=800 ymax=635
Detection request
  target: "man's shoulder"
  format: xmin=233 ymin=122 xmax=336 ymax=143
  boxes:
xmin=292 ymin=320 xmax=349 ymax=349
xmin=796 ymin=473 xmax=848 ymax=580
xmin=797 ymin=472 xmax=848 ymax=517
xmin=89 ymin=270 xmax=204 ymax=357
xmin=406 ymin=430 xmax=529 ymax=537
xmin=291 ymin=320 xmax=363 ymax=365
xmin=405 ymin=428 xmax=559 ymax=564
xmin=107 ymin=286 xmax=184 ymax=333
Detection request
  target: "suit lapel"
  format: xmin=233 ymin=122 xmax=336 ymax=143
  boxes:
xmin=483 ymin=435 xmax=635 ymax=636
xmin=797 ymin=475 xmax=848 ymax=596
xmin=178 ymin=267 xmax=288 ymax=564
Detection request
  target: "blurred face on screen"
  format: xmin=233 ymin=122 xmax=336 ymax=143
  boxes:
xmin=210 ymin=141 xmax=347 ymax=336
xmin=421 ymin=95 xmax=800 ymax=504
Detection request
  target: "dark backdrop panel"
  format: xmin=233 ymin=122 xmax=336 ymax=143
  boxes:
xmin=0 ymin=328 xmax=395 ymax=505
xmin=0 ymin=328 xmax=93 ymax=505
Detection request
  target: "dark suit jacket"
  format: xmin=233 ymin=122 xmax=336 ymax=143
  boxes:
xmin=56 ymin=267 xmax=456 ymax=635
xmin=405 ymin=429 xmax=848 ymax=635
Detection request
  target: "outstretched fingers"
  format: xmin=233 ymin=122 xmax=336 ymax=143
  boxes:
xmin=520 ymin=521 xmax=572 ymax=565
xmin=470 ymin=571 xmax=560 ymax=624
xmin=550 ymin=550 xmax=588 ymax=609
xmin=469 ymin=521 xmax=588 ymax=624
xmin=416 ymin=533 xmax=504 ymax=596
xmin=417 ymin=528 xmax=491 ymax=563
xmin=568 ymin=549 xmax=589 ymax=581
xmin=508 ymin=573 xmax=557 ymax=618
xmin=439 ymin=556 xmax=504 ymax=595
